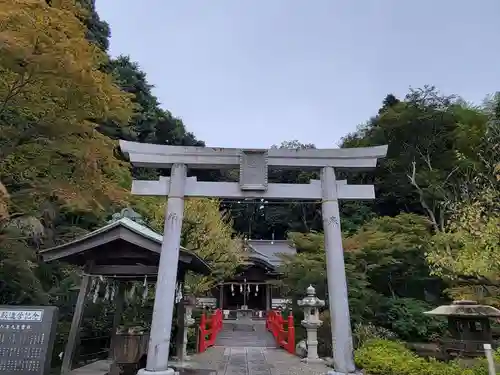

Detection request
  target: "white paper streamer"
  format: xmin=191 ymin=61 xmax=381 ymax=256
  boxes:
xmin=175 ymin=282 xmax=183 ymax=304
xmin=110 ymin=282 xmax=116 ymax=301
xmin=104 ymin=283 xmax=110 ymax=301
xmin=92 ymin=281 xmax=100 ymax=303
xmin=142 ymin=276 xmax=148 ymax=305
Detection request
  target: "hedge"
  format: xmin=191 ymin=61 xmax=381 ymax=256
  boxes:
xmin=354 ymin=339 xmax=492 ymax=375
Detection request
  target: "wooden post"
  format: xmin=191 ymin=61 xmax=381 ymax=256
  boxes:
xmin=61 ymin=274 xmax=91 ymax=375
xmin=109 ymin=282 xmax=126 ymax=359
xmin=198 ymin=313 xmax=207 ymax=353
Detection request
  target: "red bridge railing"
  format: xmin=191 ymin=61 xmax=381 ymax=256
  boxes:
xmin=266 ymin=310 xmax=295 ymax=354
xmin=198 ymin=309 xmax=223 ymax=353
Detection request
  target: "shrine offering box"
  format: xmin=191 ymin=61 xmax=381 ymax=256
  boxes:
xmin=0 ymin=306 xmax=58 ymax=375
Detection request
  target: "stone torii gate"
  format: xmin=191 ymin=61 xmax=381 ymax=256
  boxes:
xmin=120 ymin=140 xmax=387 ymax=375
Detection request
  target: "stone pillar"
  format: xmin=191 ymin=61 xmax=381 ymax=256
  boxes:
xmin=298 ymin=285 xmax=325 ymax=364
xmin=321 ymin=167 xmax=356 ymax=375
xmin=139 ymin=163 xmax=187 ymax=375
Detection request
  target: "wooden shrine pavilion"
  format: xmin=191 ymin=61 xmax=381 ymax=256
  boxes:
xmin=40 ymin=217 xmax=211 ymax=375
xmin=215 ymin=239 xmax=296 ymax=316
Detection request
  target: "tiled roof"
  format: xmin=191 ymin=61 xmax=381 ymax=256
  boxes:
xmin=246 ymin=240 xmax=296 ymax=267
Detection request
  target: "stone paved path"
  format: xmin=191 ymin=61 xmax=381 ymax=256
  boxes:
xmin=187 ymin=321 xmax=332 ymax=375
xmin=69 ymin=322 xmax=332 ymax=375
xmin=215 ymin=320 xmax=275 ymax=347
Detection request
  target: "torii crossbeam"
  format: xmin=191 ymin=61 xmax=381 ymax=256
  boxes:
xmin=120 ymin=140 xmax=388 ymax=375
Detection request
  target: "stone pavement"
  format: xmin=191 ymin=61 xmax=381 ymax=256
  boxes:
xmin=69 ymin=321 xmax=333 ymax=375
xmin=215 ymin=320 xmax=276 ymax=347
xmin=187 ymin=321 xmax=332 ymax=375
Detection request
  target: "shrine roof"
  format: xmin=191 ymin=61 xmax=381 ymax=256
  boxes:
xmin=424 ymin=300 xmax=500 ymax=318
xmin=246 ymin=240 xmax=296 ymax=267
xmin=40 ymin=217 xmax=211 ymax=276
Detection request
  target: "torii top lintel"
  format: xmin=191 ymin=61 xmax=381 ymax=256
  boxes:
xmin=119 ymin=141 xmax=388 ymax=199
xmin=119 ymin=141 xmax=388 ymax=170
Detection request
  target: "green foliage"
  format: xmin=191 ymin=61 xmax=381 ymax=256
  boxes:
xmin=427 ymin=187 xmax=500 ymax=304
xmin=0 ymin=0 xmax=213 ymax=366
xmin=280 ymin=231 xmax=382 ymax=325
xmin=0 ymin=227 xmax=47 ymax=305
xmin=352 ymin=322 xmax=398 ymax=349
xmin=354 ymin=339 xmax=487 ymax=375
xmin=340 ymin=87 xmax=490 ymax=226
xmin=136 ymin=197 xmax=245 ymax=295
xmin=0 ymin=0 xmax=498 ymax=364
xmin=345 ymin=213 xmax=443 ymax=301
xmin=0 ymin=0 xmax=134 ymax=214
xmin=376 ymin=298 xmax=447 ymax=342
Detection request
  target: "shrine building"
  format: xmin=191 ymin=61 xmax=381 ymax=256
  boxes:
xmin=214 ymin=239 xmax=296 ymax=316
xmin=43 ymin=209 xmax=296 ymax=318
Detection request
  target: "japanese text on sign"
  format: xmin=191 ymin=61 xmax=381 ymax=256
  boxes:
xmin=0 ymin=305 xmax=57 ymax=375
xmin=0 ymin=310 xmax=43 ymax=322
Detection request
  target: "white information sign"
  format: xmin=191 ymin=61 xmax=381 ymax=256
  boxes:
xmin=0 ymin=310 xmax=44 ymax=322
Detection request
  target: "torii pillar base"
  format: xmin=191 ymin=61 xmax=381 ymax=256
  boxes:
xmin=138 ymin=369 xmax=176 ymax=375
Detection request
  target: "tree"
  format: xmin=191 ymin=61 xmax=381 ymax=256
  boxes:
xmin=137 ymin=197 xmax=246 ymax=294
xmin=426 ymin=95 xmax=500 ymax=304
xmin=0 ymin=0 xmax=134 ymax=215
xmin=345 ymin=214 xmax=442 ymax=301
xmin=280 ymin=231 xmax=382 ymax=325
xmin=0 ymin=224 xmax=48 ymax=305
xmin=340 ymin=86 xmax=489 ymax=224
xmin=227 ymin=140 xmax=375 ymax=240
xmin=74 ymin=0 xmax=110 ymax=51
xmin=427 ymin=187 xmax=500 ymax=304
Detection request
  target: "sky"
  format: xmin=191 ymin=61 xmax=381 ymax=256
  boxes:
xmin=96 ymin=0 xmax=500 ymax=149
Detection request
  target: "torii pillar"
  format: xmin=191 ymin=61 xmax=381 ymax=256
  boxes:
xmin=120 ymin=141 xmax=387 ymax=375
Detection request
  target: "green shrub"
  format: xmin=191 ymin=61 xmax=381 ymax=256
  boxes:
xmin=376 ymin=298 xmax=447 ymax=342
xmin=354 ymin=339 xmax=490 ymax=375
xmin=352 ymin=322 xmax=397 ymax=348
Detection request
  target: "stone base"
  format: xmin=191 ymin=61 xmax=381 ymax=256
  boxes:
xmin=137 ymin=368 xmax=176 ymax=375
xmin=301 ymin=357 xmax=324 ymax=364
xmin=167 ymin=360 xmax=218 ymax=375
xmin=170 ymin=356 xmax=192 ymax=363
xmin=326 ymin=370 xmax=363 ymax=375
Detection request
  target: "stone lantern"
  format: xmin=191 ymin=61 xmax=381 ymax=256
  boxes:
xmin=181 ymin=286 xmax=196 ymax=361
xmin=297 ymin=285 xmax=325 ymax=363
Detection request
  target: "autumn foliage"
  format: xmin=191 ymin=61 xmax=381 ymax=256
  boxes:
xmin=0 ymin=0 xmax=134 ymax=213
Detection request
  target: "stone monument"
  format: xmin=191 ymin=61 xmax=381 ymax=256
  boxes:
xmin=0 ymin=306 xmax=58 ymax=375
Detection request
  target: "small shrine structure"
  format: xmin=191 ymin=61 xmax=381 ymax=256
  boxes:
xmin=216 ymin=239 xmax=295 ymax=316
xmin=425 ymin=300 xmax=500 ymax=358
xmin=40 ymin=215 xmax=211 ymax=375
